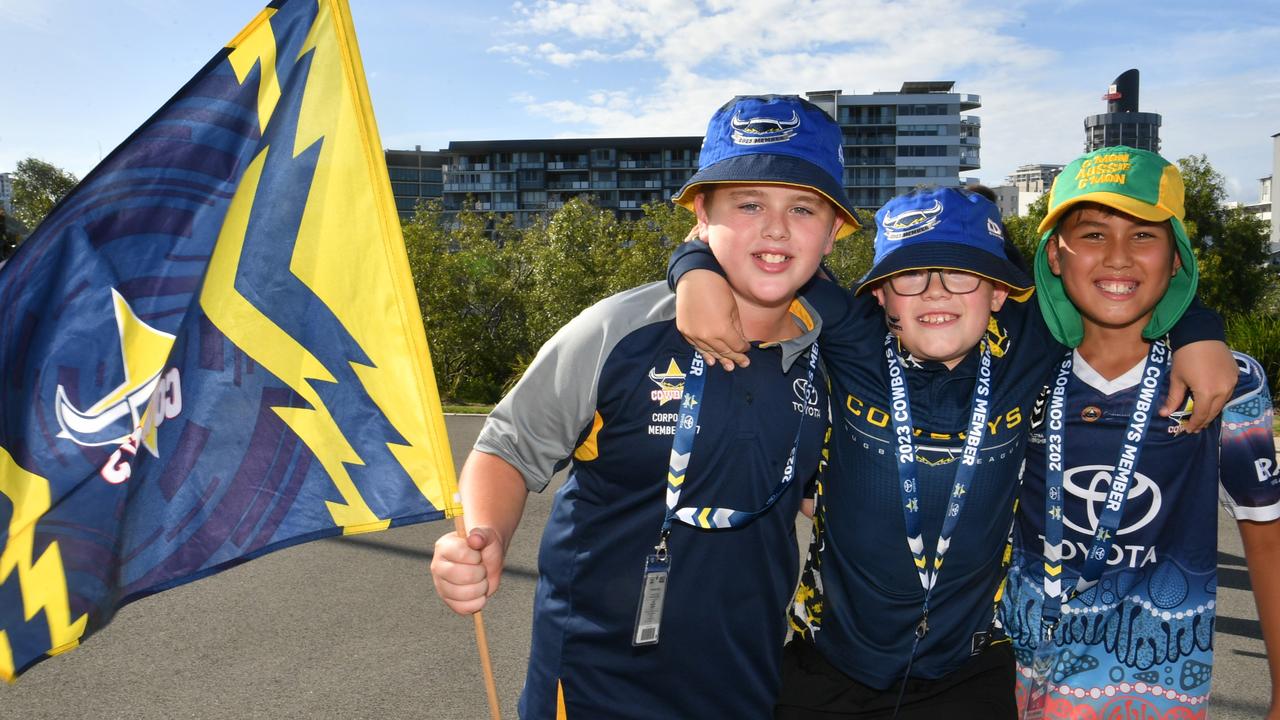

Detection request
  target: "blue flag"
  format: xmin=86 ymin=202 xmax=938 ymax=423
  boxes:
xmin=0 ymin=0 xmax=461 ymax=680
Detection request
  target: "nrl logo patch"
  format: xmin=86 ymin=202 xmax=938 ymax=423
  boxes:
xmin=649 ymin=358 xmax=686 ymax=404
xmin=731 ymin=110 xmax=800 ymax=145
xmin=882 ymin=199 xmax=943 ymax=241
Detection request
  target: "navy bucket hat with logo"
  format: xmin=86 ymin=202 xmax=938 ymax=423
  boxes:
xmin=672 ymin=95 xmax=861 ymax=239
xmin=855 ymin=187 xmax=1033 ymax=301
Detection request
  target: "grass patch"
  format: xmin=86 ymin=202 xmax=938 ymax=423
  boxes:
xmin=443 ymin=404 xmax=493 ymax=414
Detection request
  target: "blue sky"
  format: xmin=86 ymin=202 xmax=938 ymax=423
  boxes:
xmin=3 ymin=0 xmax=1276 ymax=202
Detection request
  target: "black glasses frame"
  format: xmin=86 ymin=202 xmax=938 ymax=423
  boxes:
xmin=887 ymin=269 xmax=982 ymax=296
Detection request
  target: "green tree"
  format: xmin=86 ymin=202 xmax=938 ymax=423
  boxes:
xmin=822 ymin=220 xmax=876 ymax=288
xmin=10 ymin=157 xmax=79 ymax=231
xmin=1002 ymin=194 xmax=1049 ymax=270
xmin=402 ymin=200 xmax=530 ymax=402
xmin=518 ymin=196 xmax=623 ymax=346
xmin=603 ymin=201 xmax=692 ymax=296
xmin=1 ymin=208 xmax=23 ymax=261
xmin=1225 ymin=314 xmax=1280 ymax=404
xmin=1177 ymin=154 xmax=1272 ymax=315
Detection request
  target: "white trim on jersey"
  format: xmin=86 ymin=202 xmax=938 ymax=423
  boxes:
xmin=1220 ymin=490 xmax=1280 ymax=522
xmin=1070 ymin=349 xmax=1147 ymax=395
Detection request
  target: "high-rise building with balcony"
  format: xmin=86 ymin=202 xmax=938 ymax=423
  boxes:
xmin=806 ymin=81 xmax=981 ymax=209
xmin=984 ymin=183 xmax=1020 ymax=218
xmin=385 ymin=147 xmax=447 ymax=219
xmin=1271 ymin=132 xmax=1280 ymax=255
xmin=388 ymin=81 xmax=982 ymax=224
xmin=0 ymin=172 xmax=12 ymax=214
xmin=1007 ymin=163 xmax=1064 ymax=216
xmin=440 ymin=137 xmax=701 ymax=228
xmin=1243 ymin=174 xmax=1272 ymax=257
xmin=1084 ymin=69 xmax=1161 ymax=153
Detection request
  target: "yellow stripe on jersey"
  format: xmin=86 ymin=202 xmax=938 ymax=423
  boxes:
xmin=573 ymin=412 xmax=604 ymax=461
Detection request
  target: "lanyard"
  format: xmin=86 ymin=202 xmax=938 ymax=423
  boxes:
xmin=635 ymin=340 xmax=820 ymax=646
xmin=1040 ymin=342 xmax=1168 ymax=628
xmin=887 ymin=334 xmax=992 ymax=601
xmin=659 ymin=341 xmax=819 ymax=546
xmin=885 ymin=334 xmax=992 ymax=711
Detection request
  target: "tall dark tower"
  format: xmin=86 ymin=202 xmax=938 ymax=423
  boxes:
xmin=1084 ymin=69 xmax=1162 ymax=152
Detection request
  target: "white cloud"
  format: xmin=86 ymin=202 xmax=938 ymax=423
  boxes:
xmin=487 ymin=42 xmax=530 ymax=55
xmin=498 ymin=0 xmax=1056 ymax=149
xmin=487 ymin=0 xmax=1278 ymax=201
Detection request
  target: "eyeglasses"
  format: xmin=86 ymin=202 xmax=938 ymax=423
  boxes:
xmin=887 ymin=269 xmax=982 ymax=296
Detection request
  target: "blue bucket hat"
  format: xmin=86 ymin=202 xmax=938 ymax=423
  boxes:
xmin=855 ymin=187 xmax=1033 ymax=301
xmin=672 ymin=95 xmax=861 ymax=239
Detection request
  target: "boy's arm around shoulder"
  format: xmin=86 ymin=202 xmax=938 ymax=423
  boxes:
xmin=667 ymin=239 xmax=878 ymax=369
xmin=668 ymin=239 xmax=749 ymax=369
xmin=1164 ymin=298 xmax=1234 ymax=432
xmin=1014 ymin=292 xmax=1233 ymax=429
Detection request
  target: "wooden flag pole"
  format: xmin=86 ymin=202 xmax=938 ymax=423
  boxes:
xmin=455 ymin=516 xmax=503 ymax=720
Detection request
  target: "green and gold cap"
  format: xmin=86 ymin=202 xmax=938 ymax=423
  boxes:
xmin=1033 ymin=145 xmax=1198 ymax=347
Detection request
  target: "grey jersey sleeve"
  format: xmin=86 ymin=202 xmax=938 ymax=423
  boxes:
xmin=476 ymin=282 xmax=676 ymax=492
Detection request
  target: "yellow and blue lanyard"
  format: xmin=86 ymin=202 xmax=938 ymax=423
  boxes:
xmin=633 ymin=342 xmax=819 ymax=646
xmin=663 ymin=341 xmax=819 ymax=535
xmin=884 ymin=333 xmax=993 ymax=710
xmin=1024 ymin=342 xmax=1168 ymax=718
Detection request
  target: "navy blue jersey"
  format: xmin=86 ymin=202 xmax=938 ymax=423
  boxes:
xmin=665 ymin=241 xmax=1227 ymax=692
xmin=476 ymin=282 xmax=830 ymax=719
xmin=1001 ymin=350 xmax=1279 ymax=715
xmin=789 ymin=278 xmax=1061 ymax=689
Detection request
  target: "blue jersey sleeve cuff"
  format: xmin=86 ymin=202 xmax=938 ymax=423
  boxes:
xmin=667 ymin=240 xmax=724 ymax=291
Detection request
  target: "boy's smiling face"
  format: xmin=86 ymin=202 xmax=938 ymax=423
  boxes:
xmin=696 ymin=184 xmax=840 ymax=315
xmin=1046 ymin=205 xmax=1179 ymax=334
xmin=871 ymin=271 xmax=1009 ymax=368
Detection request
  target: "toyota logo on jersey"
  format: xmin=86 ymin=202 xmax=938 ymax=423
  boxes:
xmin=792 ymin=378 xmax=822 ymax=419
xmin=1062 ymin=464 xmax=1163 ymax=537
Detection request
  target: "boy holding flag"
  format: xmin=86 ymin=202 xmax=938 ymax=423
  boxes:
xmin=432 ymin=95 xmax=859 ymax=718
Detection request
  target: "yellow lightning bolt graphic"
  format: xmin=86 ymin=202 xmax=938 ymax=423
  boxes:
xmin=293 ymin=0 xmax=458 ymax=517
xmin=984 ymin=317 xmax=1009 ymax=358
xmin=203 ymin=1 xmax=459 ymax=533
xmin=228 ymin=8 xmax=282 ymax=134
xmin=0 ymin=448 xmax=89 ymax=681
xmin=202 ymin=147 xmax=384 ymax=531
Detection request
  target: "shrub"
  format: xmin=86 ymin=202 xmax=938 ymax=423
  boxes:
xmin=1225 ymin=313 xmax=1280 ymax=400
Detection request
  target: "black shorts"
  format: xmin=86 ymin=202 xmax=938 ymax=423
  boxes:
xmin=774 ymin=637 xmax=1016 ymax=719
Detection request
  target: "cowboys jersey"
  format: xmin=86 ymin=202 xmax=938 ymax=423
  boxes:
xmin=1001 ymin=350 xmax=1278 ymax=716
xmin=666 ymin=240 xmax=1228 ymax=691
xmin=478 ymin=281 xmax=830 ymax=719
xmin=787 ymin=278 xmax=1056 ymax=688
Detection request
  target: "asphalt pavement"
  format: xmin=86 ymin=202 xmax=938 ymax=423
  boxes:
xmin=1 ymin=415 xmax=1273 ymax=719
